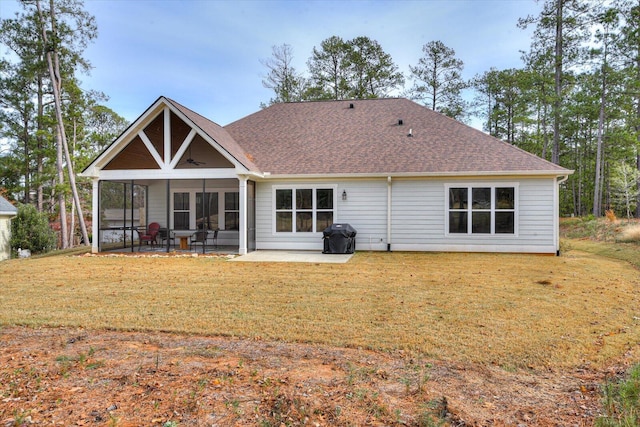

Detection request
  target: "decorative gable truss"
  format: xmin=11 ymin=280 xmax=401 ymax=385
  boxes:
xmin=83 ymin=100 xmax=245 ymax=180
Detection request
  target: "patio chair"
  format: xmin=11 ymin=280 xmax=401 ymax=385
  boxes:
xmin=189 ymin=230 xmax=210 ymax=252
xmin=138 ymin=222 xmax=160 ymax=251
xmin=210 ymin=229 xmax=218 ymax=248
xmin=158 ymin=227 xmax=173 ymax=249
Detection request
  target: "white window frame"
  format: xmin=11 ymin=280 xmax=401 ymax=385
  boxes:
xmin=224 ymin=191 xmax=240 ymax=231
xmin=272 ymin=185 xmax=338 ymax=234
xmin=444 ymin=183 xmax=519 ymax=237
xmin=170 ymin=188 xmax=238 ymax=231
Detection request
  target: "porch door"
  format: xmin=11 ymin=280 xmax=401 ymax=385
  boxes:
xmin=196 ymin=192 xmax=218 ymax=230
xmin=247 ymin=180 xmax=256 ymax=252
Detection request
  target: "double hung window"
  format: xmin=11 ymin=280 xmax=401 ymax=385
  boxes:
xmin=275 ymin=187 xmax=335 ymax=233
xmin=225 ymin=192 xmax=240 ymax=230
xmin=447 ymin=185 xmax=516 ymax=235
xmin=172 ymin=190 xmax=239 ymax=231
xmin=173 ymin=192 xmax=190 ymax=230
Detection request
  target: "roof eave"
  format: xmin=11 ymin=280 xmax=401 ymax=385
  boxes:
xmin=257 ymin=170 xmax=574 ymax=180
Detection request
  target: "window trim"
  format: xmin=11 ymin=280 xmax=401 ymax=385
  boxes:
xmin=272 ymin=185 xmax=337 ymax=234
xmin=170 ymin=188 xmax=238 ymax=231
xmin=224 ymin=191 xmax=240 ymax=231
xmin=444 ymin=183 xmax=519 ymax=237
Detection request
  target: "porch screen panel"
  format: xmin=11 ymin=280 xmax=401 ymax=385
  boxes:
xmin=196 ymin=192 xmax=218 ymax=230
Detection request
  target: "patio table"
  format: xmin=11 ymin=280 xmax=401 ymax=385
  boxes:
xmin=172 ymin=230 xmax=195 ymax=250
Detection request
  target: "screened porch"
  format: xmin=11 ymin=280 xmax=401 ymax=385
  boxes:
xmin=96 ymin=178 xmax=255 ymax=254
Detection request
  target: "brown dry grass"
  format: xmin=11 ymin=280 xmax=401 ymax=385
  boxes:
xmin=1 ymin=249 xmax=639 ymax=370
xmin=618 ymin=224 xmax=640 ymax=243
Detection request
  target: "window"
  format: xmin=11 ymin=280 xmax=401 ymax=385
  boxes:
xmin=225 ymin=192 xmax=239 ymax=230
xmin=274 ymin=187 xmax=335 ymax=233
xmin=173 ymin=192 xmax=190 ymax=230
xmin=447 ymin=185 xmax=516 ymax=235
xmin=172 ymin=189 xmax=237 ymax=231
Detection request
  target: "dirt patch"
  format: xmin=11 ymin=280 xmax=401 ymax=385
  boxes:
xmin=1 ymin=326 xmax=631 ymax=426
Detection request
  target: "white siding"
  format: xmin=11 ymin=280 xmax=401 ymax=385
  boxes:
xmin=147 ymin=181 xmax=167 ymax=226
xmin=256 ymin=176 xmax=559 ymax=254
xmin=0 ymin=217 xmax=11 ymax=261
xmin=256 ymin=179 xmax=388 ymax=251
xmin=390 ymin=177 xmax=557 ymax=253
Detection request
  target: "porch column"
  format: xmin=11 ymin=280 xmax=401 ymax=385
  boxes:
xmin=238 ymin=176 xmax=248 ymax=255
xmin=91 ymin=178 xmax=99 ymax=254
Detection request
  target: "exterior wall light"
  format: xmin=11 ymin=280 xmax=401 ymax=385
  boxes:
xmin=342 ymin=190 xmax=347 ymax=201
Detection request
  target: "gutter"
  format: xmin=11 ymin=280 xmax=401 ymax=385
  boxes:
xmin=255 ymin=170 xmax=575 ymax=180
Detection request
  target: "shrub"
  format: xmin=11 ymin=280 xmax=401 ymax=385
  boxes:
xmin=605 ymin=209 xmax=617 ymax=222
xmin=10 ymin=204 xmax=57 ymax=255
xmin=596 ymin=364 xmax=640 ymax=426
xmin=617 ymin=225 xmax=640 ymax=243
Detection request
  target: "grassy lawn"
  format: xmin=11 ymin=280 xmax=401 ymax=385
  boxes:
xmin=1 ymin=247 xmax=639 ymax=370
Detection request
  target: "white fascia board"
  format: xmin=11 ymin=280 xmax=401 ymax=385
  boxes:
xmin=86 ymin=99 xmax=168 ymax=172
xmin=167 ymin=104 xmax=248 ymax=171
xmin=97 ymin=168 xmax=242 ymax=181
xmin=255 ymin=170 xmax=574 ymax=181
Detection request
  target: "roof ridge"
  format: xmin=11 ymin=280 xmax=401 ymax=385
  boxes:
xmin=163 ymin=97 xmax=223 ymax=128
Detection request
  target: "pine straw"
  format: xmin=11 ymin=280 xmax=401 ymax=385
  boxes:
xmin=1 ymin=250 xmax=639 ymax=369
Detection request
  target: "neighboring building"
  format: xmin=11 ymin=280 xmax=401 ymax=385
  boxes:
xmin=0 ymin=196 xmax=17 ymax=261
xmin=81 ymin=97 xmax=572 ymax=255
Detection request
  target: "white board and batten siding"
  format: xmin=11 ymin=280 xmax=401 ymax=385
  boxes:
xmin=255 ymin=176 xmax=559 ymax=254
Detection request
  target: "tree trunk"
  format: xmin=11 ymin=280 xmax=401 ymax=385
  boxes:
xmin=36 ymin=75 xmax=44 ymax=212
xmin=55 ymin=127 xmax=68 ymax=249
xmin=552 ymin=0 xmax=563 ymax=165
xmin=36 ymin=0 xmax=90 ymax=247
xmin=593 ymin=75 xmax=606 ymax=217
xmin=636 ymin=62 xmax=640 ymax=218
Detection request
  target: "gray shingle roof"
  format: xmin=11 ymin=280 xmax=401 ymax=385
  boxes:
xmin=224 ymin=98 xmax=570 ymax=176
xmin=0 ymin=196 xmax=17 ymax=216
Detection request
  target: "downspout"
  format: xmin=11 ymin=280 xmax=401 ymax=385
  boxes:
xmin=555 ymin=175 xmax=569 ymax=256
xmin=387 ymin=176 xmax=392 ymax=251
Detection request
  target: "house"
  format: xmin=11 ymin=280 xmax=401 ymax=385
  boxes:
xmin=0 ymin=196 xmax=17 ymax=261
xmin=81 ymin=96 xmax=572 ymax=255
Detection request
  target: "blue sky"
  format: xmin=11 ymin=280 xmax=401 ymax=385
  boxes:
xmin=0 ymin=0 xmax=541 ymax=127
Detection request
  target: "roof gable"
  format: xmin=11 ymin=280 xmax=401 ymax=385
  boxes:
xmin=82 ymin=97 xmax=258 ymax=177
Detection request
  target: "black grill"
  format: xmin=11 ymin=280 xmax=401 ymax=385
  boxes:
xmin=322 ymin=223 xmax=357 ymax=254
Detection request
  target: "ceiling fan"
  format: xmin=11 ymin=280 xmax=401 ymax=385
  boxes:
xmin=179 ymin=146 xmax=206 ymax=166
